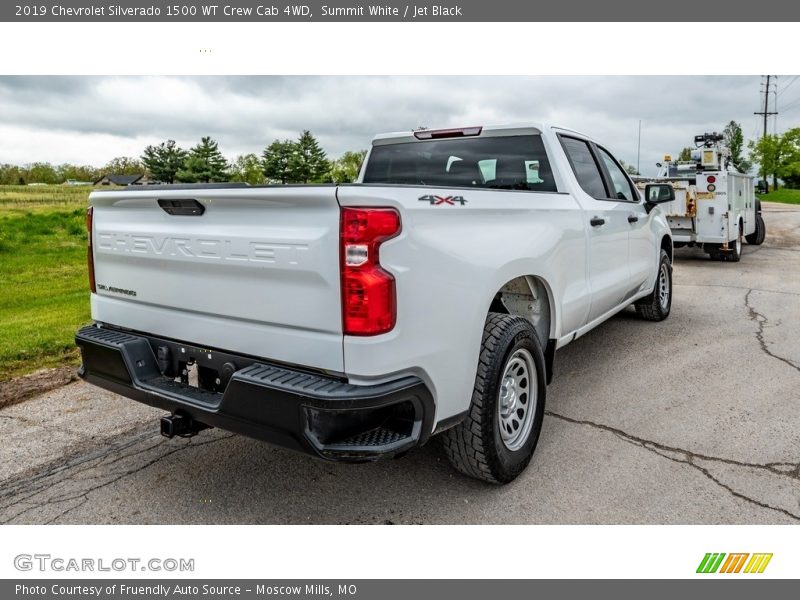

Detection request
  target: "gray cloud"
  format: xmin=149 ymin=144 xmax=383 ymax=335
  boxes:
xmin=0 ymin=75 xmax=796 ymax=175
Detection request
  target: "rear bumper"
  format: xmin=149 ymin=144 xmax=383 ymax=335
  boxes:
xmin=75 ymin=324 xmax=434 ymax=461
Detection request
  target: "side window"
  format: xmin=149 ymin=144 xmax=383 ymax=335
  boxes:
xmin=597 ymin=147 xmax=637 ymax=202
xmin=560 ymin=137 xmax=607 ymax=200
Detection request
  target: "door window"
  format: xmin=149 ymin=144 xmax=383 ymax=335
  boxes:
xmin=597 ymin=147 xmax=637 ymax=202
xmin=560 ymin=137 xmax=607 ymax=200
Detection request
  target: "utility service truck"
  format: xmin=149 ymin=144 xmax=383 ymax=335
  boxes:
xmin=636 ymin=132 xmax=765 ymax=261
xmin=76 ymin=123 xmax=675 ymax=484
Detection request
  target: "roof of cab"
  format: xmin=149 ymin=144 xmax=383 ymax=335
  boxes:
xmin=371 ymin=122 xmax=596 ymax=145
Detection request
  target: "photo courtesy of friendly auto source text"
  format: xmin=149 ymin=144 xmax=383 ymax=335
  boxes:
xmin=0 ymin=0 xmax=798 ymax=592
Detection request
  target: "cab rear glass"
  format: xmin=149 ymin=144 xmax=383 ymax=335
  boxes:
xmin=363 ymin=134 xmax=558 ymax=192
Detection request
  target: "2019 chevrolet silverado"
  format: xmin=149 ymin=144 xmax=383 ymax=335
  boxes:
xmin=76 ymin=123 xmax=675 ymax=483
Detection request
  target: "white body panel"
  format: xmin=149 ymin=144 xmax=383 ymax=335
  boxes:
xmin=88 ymin=124 xmax=671 ymax=429
xmin=90 ymin=186 xmax=345 ymax=373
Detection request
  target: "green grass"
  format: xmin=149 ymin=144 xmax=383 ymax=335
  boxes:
xmin=758 ymin=188 xmax=800 ymax=205
xmin=0 ymin=185 xmax=93 ymax=381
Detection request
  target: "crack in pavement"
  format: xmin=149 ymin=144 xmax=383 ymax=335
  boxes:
xmin=0 ymin=430 xmax=236 ymax=524
xmin=545 ymin=410 xmax=800 ymax=522
xmin=744 ymin=289 xmax=800 ymax=374
xmin=674 ymin=283 xmax=800 ymax=297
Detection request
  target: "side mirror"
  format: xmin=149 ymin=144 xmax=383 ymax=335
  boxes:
xmin=644 ymin=183 xmax=675 ymax=212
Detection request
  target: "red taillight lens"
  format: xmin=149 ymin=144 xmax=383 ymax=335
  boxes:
xmin=87 ymin=206 xmax=96 ymax=293
xmin=707 ymin=175 xmax=716 ymax=183
xmin=340 ymin=207 xmax=400 ymax=335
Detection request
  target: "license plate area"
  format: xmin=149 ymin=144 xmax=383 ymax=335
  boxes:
xmin=150 ymin=338 xmax=252 ymax=395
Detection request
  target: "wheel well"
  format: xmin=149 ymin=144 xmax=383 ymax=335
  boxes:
xmin=660 ymin=235 xmax=673 ymax=262
xmin=488 ymin=276 xmax=552 ymax=346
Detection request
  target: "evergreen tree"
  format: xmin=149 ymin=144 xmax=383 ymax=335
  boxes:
xmin=676 ymin=147 xmax=693 ymax=162
xmin=262 ymin=139 xmax=298 ymax=184
xmin=142 ymin=140 xmax=187 ymax=184
xmin=291 ymin=130 xmax=330 ymax=183
xmin=176 ymin=136 xmax=229 ymax=183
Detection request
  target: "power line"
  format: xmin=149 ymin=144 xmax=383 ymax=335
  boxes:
xmin=777 ymin=75 xmax=799 ymax=97
xmin=780 ymin=99 xmax=800 ymax=113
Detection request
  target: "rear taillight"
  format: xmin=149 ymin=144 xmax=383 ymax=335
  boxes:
xmin=340 ymin=207 xmax=400 ymax=336
xmin=86 ymin=206 xmax=96 ymax=293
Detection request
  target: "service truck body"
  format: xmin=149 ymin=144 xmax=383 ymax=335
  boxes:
xmin=636 ymin=133 xmax=764 ymax=260
xmin=77 ymin=123 xmax=675 ymax=482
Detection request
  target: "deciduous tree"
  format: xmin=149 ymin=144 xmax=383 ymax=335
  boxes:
xmin=329 ymin=150 xmax=367 ymax=183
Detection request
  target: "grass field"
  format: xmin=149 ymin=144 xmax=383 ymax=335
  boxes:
xmin=758 ymin=188 xmax=800 ymax=205
xmin=0 ymin=185 xmax=92 ymax=381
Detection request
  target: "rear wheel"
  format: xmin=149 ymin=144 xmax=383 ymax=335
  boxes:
xmin=635 ymin=249 xmax=672 ymax=321
xmin=746 ymin=213 xmax=766 ymax=245
xmin=726 ymin=222 xmax=743 ymax=262
xmin=442 ymin=313 xmax=546 ymax=484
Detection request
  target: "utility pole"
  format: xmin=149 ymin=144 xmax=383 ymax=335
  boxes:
xmin=636 ymin=119 xmax=641 ymax=175
xmin=754 ymin=75 xmax=778 ymax=185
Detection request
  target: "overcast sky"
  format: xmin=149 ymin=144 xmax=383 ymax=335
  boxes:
xmin=0 ymin=75 xmax=796 ymax=176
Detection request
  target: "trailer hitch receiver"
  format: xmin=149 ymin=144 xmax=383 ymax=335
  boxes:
xmin=160 ymin=413 xmax=209 ymax=438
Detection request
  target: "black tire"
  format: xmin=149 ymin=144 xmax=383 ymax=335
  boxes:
xmin=726 ymin=222 xmax=743 ymax=262
xmin=746 ymin=214 xmax=766 ymax=245
xmin=442 ymin=313 xmax=546 ymax=484
xmin=635 ymin=249 xmax=672 ymax=321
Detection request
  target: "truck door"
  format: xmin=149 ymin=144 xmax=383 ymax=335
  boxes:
xmin=595 ymin=146 xmax=652 ymax=295
xmin=560 ymin=136 xmax=631 ymax=323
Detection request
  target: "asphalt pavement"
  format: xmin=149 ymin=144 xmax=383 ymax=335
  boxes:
xmin=1 ymin=202 xmax=798 ymax=524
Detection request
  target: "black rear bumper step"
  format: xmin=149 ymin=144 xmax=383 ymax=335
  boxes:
xmin=75 ymin=324 xmax=434 ymax=461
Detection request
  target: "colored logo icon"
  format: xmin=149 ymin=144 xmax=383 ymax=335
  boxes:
xmin=696 ymin=553 xmax=773 ymax=574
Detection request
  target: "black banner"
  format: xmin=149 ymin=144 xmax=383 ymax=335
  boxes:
xmin=3 ymin=0 xmax=799 ymax=22
xmin=5 ymin=580 xmax=800 ymax=600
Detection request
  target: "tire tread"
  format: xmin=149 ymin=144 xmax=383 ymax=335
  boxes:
xmin=442 ymin=313 xmax=540 ymax=484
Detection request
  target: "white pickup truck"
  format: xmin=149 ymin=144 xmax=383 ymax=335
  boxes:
xmin=76 ymin=123 xmax=675 ymax=483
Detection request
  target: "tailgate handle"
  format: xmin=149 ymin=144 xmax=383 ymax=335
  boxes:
xmin=158 ymin=199 xmax=205 ymax=216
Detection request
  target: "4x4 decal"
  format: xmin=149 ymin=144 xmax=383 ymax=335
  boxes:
xmin=418 ymin=195 xmax=468 ymax=206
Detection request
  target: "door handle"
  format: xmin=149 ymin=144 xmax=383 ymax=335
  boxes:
xmin=590 ymin=217 xmax=605 ymax=227
xmin=628 ymin=214 xmax=639 ymax=223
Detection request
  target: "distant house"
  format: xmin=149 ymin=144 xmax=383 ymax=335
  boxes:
xmin=93 ymin=174 xmax=147 ymax=186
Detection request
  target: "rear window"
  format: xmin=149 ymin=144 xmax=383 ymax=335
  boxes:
xmin=363 ymin=134 xmax=558 ymax=192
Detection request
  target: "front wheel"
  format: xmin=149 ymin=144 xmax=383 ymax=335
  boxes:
xmin=635 ymin=249 xmax=672 ymax=321
xmin=442 ymin=313 xmax=546 ymax=484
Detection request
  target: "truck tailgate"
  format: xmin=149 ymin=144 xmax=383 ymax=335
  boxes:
xmin=89 ymin=186 xmax=344 ymax=373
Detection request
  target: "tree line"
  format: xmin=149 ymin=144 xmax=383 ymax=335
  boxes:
xmin=0 ymin=131 xmax=367 ymax=186
xmin=749 ymin=128 xmax=800 ymax=190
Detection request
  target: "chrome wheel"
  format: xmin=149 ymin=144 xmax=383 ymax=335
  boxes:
xmin=658 ymin=262 xmax=670 ymax=311
xmin=497 ymin=348 xmax=537 ymax=451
